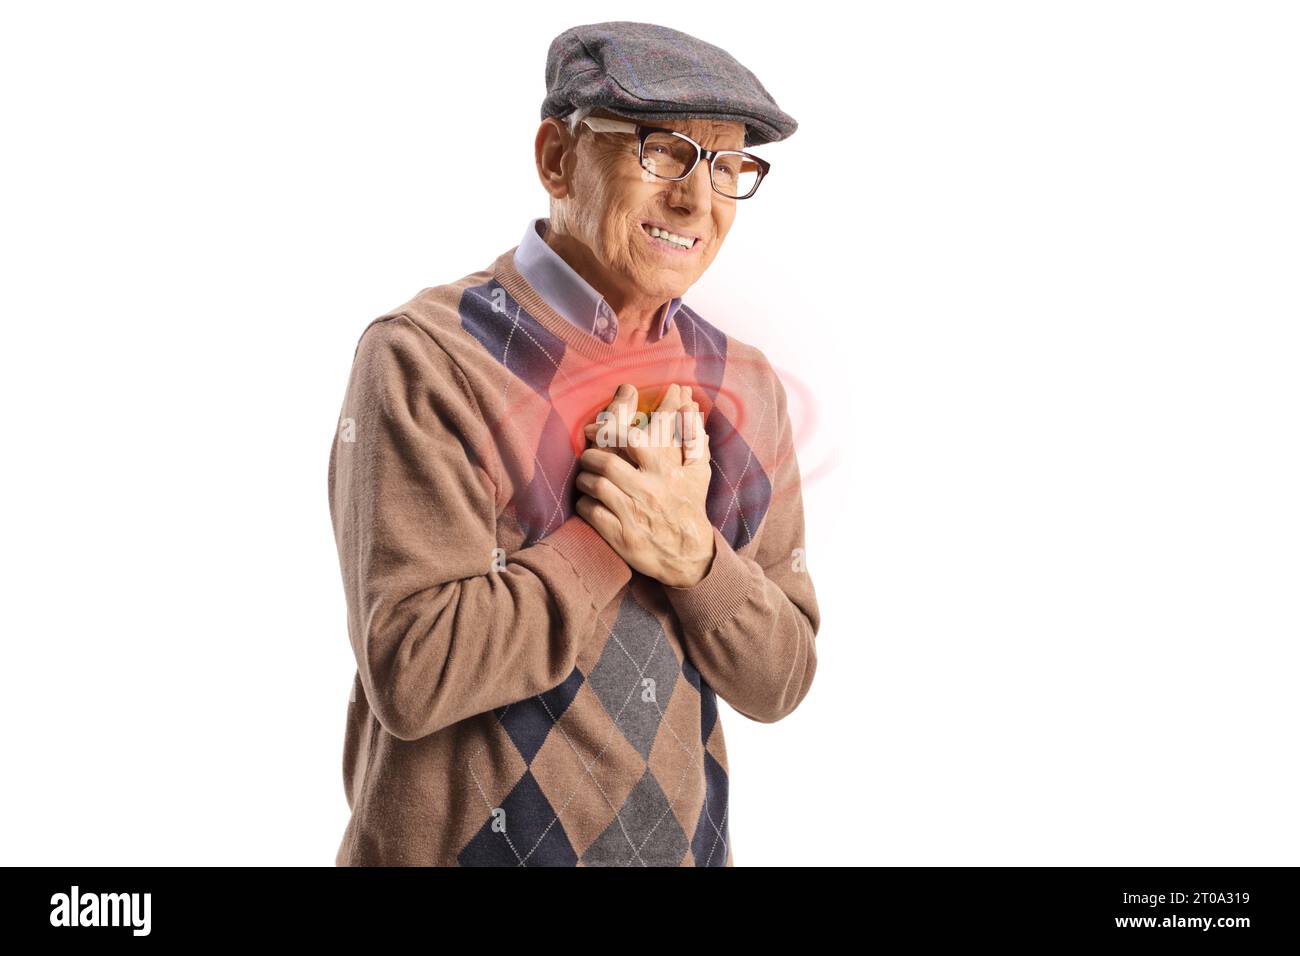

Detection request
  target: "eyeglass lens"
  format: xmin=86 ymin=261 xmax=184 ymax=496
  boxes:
xmin=640 ymin=131 xmax=761 ymax=198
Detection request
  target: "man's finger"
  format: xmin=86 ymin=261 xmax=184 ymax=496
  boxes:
xmin=680 ymin=402 xmax=697 ymax=443
xmin=595 ymin=384 xmax=641 ymax=450
xmin=650 ymin=383 xmax=685 ymax=448
xmin=575 ymin=466 xmax=636 ymax=523
xmin=653 ymin=382 xmax=682 ymax=412
xmin=575 ymin=493 xmax=623 ymax=547
xmin=607 ymin=383 xmax=637 ymax=414
xmin=680 ymin=401 xmax=697 ymax=460
xmin=579 ymin=446 xmax=646 ymax=492
xmin=682 ymin=402 xmax=709 ymax=463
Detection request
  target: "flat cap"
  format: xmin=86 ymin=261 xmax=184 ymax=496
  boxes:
xmin=541 ymin=21 xmax=797 ymax=147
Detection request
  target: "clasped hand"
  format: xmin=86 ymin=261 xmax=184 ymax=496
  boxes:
xmin=574 ymin=383 xmax=715 ymax=588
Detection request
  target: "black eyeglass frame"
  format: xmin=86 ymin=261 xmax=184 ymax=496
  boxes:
xmin=580 ymin=115 xmax=771 ymax=200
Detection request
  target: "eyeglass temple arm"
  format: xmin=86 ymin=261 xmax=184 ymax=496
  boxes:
xmin=580 ymin=116 xmax=638 ymax=133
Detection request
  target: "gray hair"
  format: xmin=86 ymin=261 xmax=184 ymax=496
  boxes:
xmin=566 ymin=105 xmax=593 ymax=136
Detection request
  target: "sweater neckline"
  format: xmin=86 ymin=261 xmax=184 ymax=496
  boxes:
xmin=490 ymin=248 xmax=686 ymax=362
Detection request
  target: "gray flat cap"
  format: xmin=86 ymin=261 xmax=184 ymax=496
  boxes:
xmin=541 ymin=21 xmax=797 ymax=147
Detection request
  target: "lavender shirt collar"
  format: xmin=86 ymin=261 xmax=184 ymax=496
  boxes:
xmin=513 ymin=217 xmax=681 ymax=344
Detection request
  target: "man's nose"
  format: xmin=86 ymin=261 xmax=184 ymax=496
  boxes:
xmin=665 ymin=158 xmax=714 ymax=210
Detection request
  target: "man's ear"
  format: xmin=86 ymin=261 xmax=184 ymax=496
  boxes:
xmin=535 ymin=117 xmax=574 ymax=201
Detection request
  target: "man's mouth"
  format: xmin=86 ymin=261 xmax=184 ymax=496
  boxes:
xmin=640 ymin=221 xmax=700 ymax=253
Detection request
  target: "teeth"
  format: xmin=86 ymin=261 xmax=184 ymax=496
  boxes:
xmin=646 ymin=225 xmax=694 ymax=248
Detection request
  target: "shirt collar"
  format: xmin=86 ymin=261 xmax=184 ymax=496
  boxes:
xmin=513 ymin=217 xmax=681 ymax=344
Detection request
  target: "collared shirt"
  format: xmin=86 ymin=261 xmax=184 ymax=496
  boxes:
xmin=513 ymin=217 xmax=681 ymax=344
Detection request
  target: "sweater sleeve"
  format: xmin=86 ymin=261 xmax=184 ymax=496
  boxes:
xmin=662 ymin=361 xmax=820 ymax=723
xmin=328 ymin=314 xmax=632 ymax=741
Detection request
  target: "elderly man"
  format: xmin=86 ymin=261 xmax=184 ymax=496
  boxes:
xmin=328 ymin=21 xmax=819 ymax=866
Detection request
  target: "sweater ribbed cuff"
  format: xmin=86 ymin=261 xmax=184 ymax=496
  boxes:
xmin=539 ymin=515 xmax=633 ymax=609
xmin=663 ymin=526 xmax=754 ymax=633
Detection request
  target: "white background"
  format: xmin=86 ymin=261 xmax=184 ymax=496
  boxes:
xmin=2 ymin=1 xmax=1296 ymax=865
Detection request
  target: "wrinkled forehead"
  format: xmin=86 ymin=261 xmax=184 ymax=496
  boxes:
xmin=588 ymin=107 xmax=747 ymax=150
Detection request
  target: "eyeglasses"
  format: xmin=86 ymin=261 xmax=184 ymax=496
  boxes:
xmin=580 ymin=115 xmax=771 ymax=200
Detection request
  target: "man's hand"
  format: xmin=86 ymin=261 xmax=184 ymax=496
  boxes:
xmin=575 ymin=383 xmax=715 ymax=588
xmin=582 ymin=383 xmax=639 ymax=465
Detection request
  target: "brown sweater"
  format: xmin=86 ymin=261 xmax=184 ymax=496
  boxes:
xmin=328 ymin=244 xmax=820 ymax=865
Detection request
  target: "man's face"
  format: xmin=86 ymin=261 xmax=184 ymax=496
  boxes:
xmin=557 ymin=109 xmax=747 ymax=303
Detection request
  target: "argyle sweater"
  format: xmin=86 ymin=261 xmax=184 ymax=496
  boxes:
xmin=328 ymin=243 xmax=820 ymax=866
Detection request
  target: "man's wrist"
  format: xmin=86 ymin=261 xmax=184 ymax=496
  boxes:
xmin=664 ymin=526 xmax=716 ymax=588
xmin=661 ymin=526 xmax=756 ymax=634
